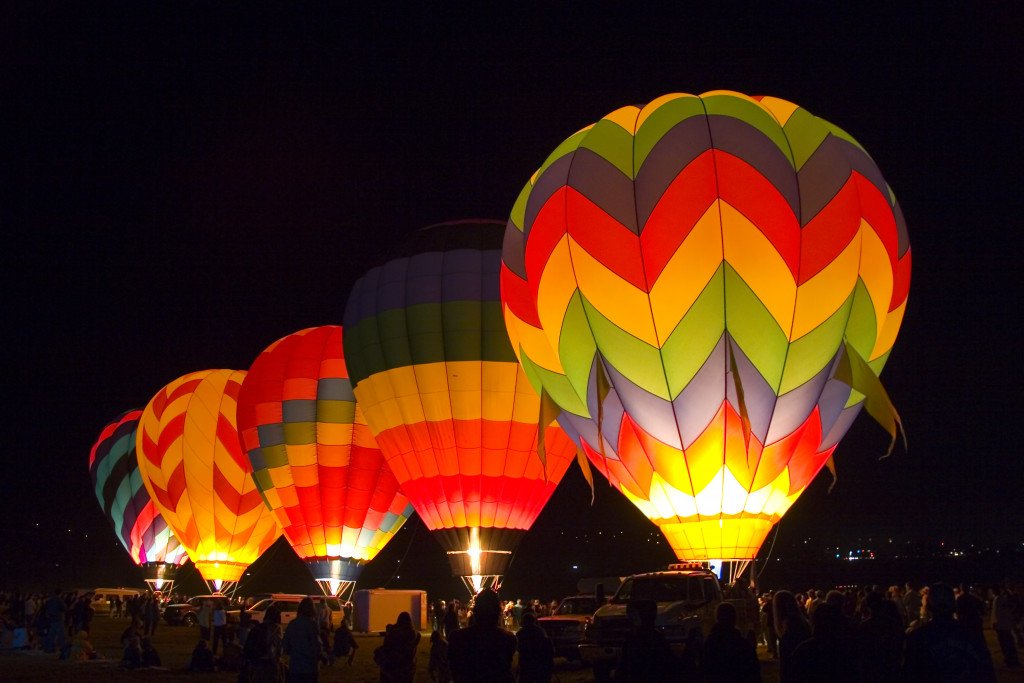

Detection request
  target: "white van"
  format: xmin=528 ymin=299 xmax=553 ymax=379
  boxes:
xmin=246 ymin=594 xmax=343 ymax=627
xmin=90 ymin=587 xmax=144 ymax=614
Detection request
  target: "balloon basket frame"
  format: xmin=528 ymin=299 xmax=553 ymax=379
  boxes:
xmin=459 ymin=574 xmax=501 ymax=597
xmin=316 ymin=579 xmax=356 ymax=602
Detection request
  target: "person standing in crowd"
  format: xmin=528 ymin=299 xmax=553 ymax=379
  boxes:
xmin=42 ymin=588 xmax=66 ymax=654
xmin=515 ymin=612 xmax=555 ymax=683
xmin=448 ymin=589 xmax=516 ymax=683
xmin=376 ymin=610 xmax=421 ymax=683
xmin=992 ymin=582 xmax=1021 ymax=668
xmin=428 ymin=629 xmax=451 ymax=683
xmin=703 ymin=602 xmax=761 ymax=682
xmin=772 ymin=589 xmax=811 ymax=682
xmin=196 ymin=598 xmax=213 ymax=644
xmin=143 ymin=594 xmax=159 ymax=637
xmin=211 ymin=599 xmax=227 ymax=656
xmin=903 ymin=582 xmax=996 ymax=681
xmin=616 ymin=598 xmax=674 ymax=682
xmin=243 ymin=604 xmax=283 ymax=682
xmin=443 ymin=601 xmax=459 ymax=639
xmin=283 ymin=597 xmax=322 ymax=682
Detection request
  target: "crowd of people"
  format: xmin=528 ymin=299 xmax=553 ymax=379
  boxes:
xmin=752 ymin=580 xmax=1023 ymax=681
xmin=1 ymin=578 xmax=1021 ymax=681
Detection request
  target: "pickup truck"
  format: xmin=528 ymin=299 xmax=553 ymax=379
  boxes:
xmin=578 ymin=563 xmax=755 ymax=680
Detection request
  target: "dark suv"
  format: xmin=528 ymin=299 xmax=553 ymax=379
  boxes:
xmin=163 ymin=594 xmax=238 ymax=626
xmin=537 ymin=594 xmax=604 ymax=660
xmin=579 ymin=564 xmax=749 ymax=679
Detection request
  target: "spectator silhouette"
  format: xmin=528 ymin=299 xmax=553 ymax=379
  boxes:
xmin=902 ymin=583 xmax=996 ymax=682
xmin=189 ymin=638 xmax=215 ymax=672
xmin=333 ymin=618 xmax=359 ymax=665
xmin=428 ymin=629 xmax=452 ymax=683
xmin=376 ymin=610 xmax=421 ymax=683
xmin=447 ymin=589 xmax=516 ymax=683
xmin=516 ymin=612 xmax=555 ymax=683
xmin=140 ymin=636 xmax=161 ymax=667
xmin=992 ymin=582 xmax=1021 ymax=668
xmin=282 ymin=597 xmax=322 ymax=682
xmin=788 ymin=603 xmax=857 ymax=682
xmin=443 ymin=601 xmax=460 ymax=638
xmin=772 ymin=589 xmax=811 ymax=682
xmin=616 ymin=598 xmax=674 ymax=682
xmin=702 ymin=601 xmax=761 ymax=682
xmin=855 ymin=591 xmax=903 ymax=682
xmin=243 ymin=605 xmax=283 ymax=682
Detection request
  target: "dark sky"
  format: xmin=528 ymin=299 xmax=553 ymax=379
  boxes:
xmin=4 ymin=5 xmax=1020 ymax=594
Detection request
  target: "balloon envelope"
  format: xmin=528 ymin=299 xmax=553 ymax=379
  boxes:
xmin=237 ymin=326 xmax=413 ymax=590
xmin=136 ymin=370 xmax=282 ymax=584
xmin=501 ymin=92 xmax=911 ymax=560
xmin=344 ymin=220 xmax=578 ymax=584
xmin=89 ymin=409 xmax=188 ymax=568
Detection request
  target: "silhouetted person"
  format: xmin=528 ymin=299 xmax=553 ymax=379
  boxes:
xmin=787 ymin=603 xmax=857 ymax=682
xmin=244 ymin=606 xmax=283 ymax=682
xmin=773 ymin=590 xmax=810 ymax=682
xmin=210 ymin=600 xmax=227 ymax=656
xmin=376 ymin=610 xmax=421 ymax=683
xmin=428 ymin=629 xmax=451 ymax=683
xmin=616 ymin=598 xmax=674 ymax=682
xmin=333 ymin=619 xmax=358 ymax=665
xmin=703 ymin=601 xmax=761 ymax=682
xmin=447 ymin=589 xmax=516 ymax=683
xmin=283 ymin=597 xmax=322 ymax=682
xmin=443 ymin=601 xmax=460 ymax=639
xmin=189 ymin=638 xmax=215 ymax=672
xmin=991 ymin=583 xmax=1020 ymax=669
xmin=855 ymin=591 xmax=903 ymax=682
xmin=902 ymin=582 xmax=996 ymax=682
xmin=140 ymin=636 xmax=161 ymax=667
xmin=516 ymin=612 xmax=555 ymax=683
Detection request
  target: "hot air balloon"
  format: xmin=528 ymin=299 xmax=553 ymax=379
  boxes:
xmin=236 ymin=325 xmax=414 ymax=598
xmin=89 ymin=410 xmax=188 ymax=592
xmin=501 ymin=91 xmax=911 ymax=575
xmin=136 ymin=369 xmax=282 ymax=593
xmin=344 ymin=220 xmax=579 ymax=593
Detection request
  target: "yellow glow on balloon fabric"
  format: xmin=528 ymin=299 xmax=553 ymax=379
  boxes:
xmin=136 ymin=370 xmax=282 ymax=583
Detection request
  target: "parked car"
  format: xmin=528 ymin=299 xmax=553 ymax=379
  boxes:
xmin=163 ymin=594 xmax=239 ymax=626
xmin=247 ymin=594 xmax=343 ymax=627
xmin=537 ymin=594 xmax=604 ymax=660
xmin=89 ymin=587 xmax=144 ymax=614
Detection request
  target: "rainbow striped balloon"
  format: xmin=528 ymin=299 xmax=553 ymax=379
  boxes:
xmin=501 ymin=91 xmax=911 ymax=561
xmin=344 ymin=221 xmax=578 ymax=585
xmin=137 ymin=370 xmax=281 ymax=585
xmin=89 ymin=410 xmax=188 ymax=568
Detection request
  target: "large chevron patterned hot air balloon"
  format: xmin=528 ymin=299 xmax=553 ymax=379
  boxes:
xmin=501 ymin=91 xmax=911 ymax=564
xmin=136 ymin=370 xmax=282 ymax=591
xmin=89 ymin=409 xmax=188 ymax=591
xmin=237 ymin=326 xmax=414 ymax=597
xmin=344 ymin=220 xmax=579 ymax=593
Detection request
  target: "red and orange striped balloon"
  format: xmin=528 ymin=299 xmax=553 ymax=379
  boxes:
xmin=236 ymin=326 xmax=413 ymax=594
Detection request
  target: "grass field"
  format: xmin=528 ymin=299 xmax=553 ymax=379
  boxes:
xmin=2 ymin=615 xmax=1022 ymax=681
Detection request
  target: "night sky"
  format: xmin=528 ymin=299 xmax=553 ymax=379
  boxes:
xmin=5 ymin=6 xmax=1020 ymax=596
